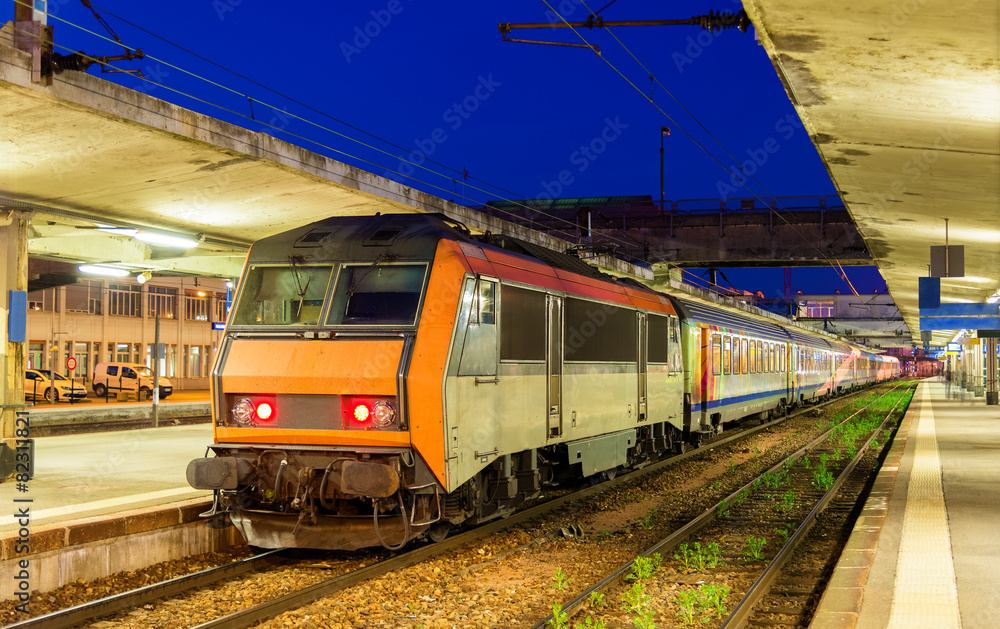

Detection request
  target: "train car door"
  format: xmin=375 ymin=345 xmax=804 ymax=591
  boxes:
xmin=448 ymin=277 xmax=500 ymax=469
xmin=637 ymin=312 xmax=647 ymax=421
xmin=546 ymin=295 xmax=563 ymax=438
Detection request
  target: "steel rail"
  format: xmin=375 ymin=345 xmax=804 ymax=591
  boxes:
xmin=4 ymin=550 xmax=286 ymax=629
xmin=720 ymin=388 xmax=908 ymax=628
xmin=529 ymin=383 xmax=907 ymax=629
xmin=189 ymin=390 xmax=859 ymax=628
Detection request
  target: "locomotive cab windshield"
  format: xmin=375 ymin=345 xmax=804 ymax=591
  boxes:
xmin=229 ymin=260 xmax=429 ymax=328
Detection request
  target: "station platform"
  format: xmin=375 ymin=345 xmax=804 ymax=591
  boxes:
xmin=20 ymin=389 xmax=210 ymax=436
xmin=813 ymin=377 xmax=1000 ymax=629
xmin=0 ymin=422 xmax=214 ymax=533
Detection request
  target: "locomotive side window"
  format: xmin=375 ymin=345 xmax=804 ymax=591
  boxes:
xmin=232 ymin=264 xmax=333 ymax=326
xmin=476 ymin=280 xmax=495 ymax=325
xmin=500 ymin=285 xmax=545 ymax=361
xmin=459 ymin=278 xmax=498 ymax=376
xmin=327 ymin=263 xmax=427 ymax=326
xmin=647 ymin=315 xmax=668 ymax=363
xmin=711 ymin=335 xmax=722 ymax=375
xmin=563 ymin=299 xmax=637 ymax=362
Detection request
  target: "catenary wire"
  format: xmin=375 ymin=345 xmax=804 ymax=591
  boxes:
xmin=538 ymin=0 xmax=862 ymax=295
xmin=9 ymin=8 xmax=645 ymax=251
xmin=79 ymin=0 xmax=544 ymax=203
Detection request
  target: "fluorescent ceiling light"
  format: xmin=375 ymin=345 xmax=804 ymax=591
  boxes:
xmin=79 ymin=264 xmax=129 ymax=277
xmin=133 ymin=231 xmax=199 ymax=248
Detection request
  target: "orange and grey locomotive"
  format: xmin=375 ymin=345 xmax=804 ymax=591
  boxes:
xmin=187 ymin=213 xmax=897 ymax=551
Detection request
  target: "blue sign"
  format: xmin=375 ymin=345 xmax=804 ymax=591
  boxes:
xmin=920 ymin=302 xmax=1000 ymax=331
xmin=212 ymin=322 xmax=225 ymax=331
xmin=8 ymin=291 xmax=26 ymax=343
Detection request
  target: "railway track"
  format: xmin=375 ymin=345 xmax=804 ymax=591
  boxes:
xmin=5 ymin=387 xmax=906 ymax=628
xmin=5 ymin=550 xmax=285 ymax=629
xmin=529 ymin=383 xmax=911 ymax=629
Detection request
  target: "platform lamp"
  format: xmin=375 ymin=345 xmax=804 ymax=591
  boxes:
xmin=136 ymin=271 xmax=152 ymax=284
xmin=659 ymin=126 xmax=670 ymax=214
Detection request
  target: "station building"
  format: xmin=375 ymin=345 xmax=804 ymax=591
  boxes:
xmin=25 ymin=260 xmax=230 ymax=391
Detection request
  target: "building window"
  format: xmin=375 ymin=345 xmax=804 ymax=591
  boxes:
xmin=185 ymin=290 xmax=210 ymax=321
xmin=148 ymin=286 xmax=176 ymax=319
xmin=802 ymin=300 xmax=834 ymax=318
xmin=66 ymin=280 xmax=103 ymax=315
xmin=27 ymin=342 xmax=44 ymax=370
xmin=109 ymin=283 xmax=141 ymax=317
xmin=185 ymin=345 xmax=204 ymax=377
xmin=116 ymin=343 xmax=131 ymax=363
xmin=26 ymin=288 xmax=58 ymax=313
xmin=215 ymin=292 xmax=228 ymax=322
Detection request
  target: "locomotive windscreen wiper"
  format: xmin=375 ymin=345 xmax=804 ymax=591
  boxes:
xmin=347 ymin=253 xmax=396 ymax=297
xmin=288 ymin=255 xmax=311 ymax=318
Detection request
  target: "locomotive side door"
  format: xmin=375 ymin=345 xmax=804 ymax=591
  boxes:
xmin=546 ymin=295 xmax=563 ymax=438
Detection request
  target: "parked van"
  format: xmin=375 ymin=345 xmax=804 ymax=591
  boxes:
xmin=92 ymin=362 xmax=173 ymax=399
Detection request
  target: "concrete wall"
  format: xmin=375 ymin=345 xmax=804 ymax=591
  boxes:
xmin=0 ymin=499 xmax=241 ymax=601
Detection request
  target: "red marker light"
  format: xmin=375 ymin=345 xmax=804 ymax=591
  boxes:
xmin=256 ymin=401 xmax=274 ymax=421
xmin=353 ymin=404 xmax=370 ymax=422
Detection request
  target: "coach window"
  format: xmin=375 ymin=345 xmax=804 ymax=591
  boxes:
xmin=755 ymin=340 xmax=762 ymax=372
xmin=769 ymin=343 xmax=775 ymax=372
xmin=722 ymin=337 xmax=732 ymax=375
xmin=740 ymin=339 xmax=748 ymax=373
xmin=748 ymin=339 xmax=756 ymax=373
xmin=712 ymin=336 xmax=722 ymax=375
xmin=733 ymin=337 xmax=741 ymax=374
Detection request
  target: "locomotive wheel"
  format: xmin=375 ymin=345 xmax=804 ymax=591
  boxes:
xmin=428 ymin=522 xmax=451 ymax=543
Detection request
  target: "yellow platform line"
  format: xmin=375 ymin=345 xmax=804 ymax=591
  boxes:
xmin=886 ymin=386 xmax=962 ymax=629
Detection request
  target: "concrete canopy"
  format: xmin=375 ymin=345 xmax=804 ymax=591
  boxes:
xmin=0 ymin=36 xmax=646 ymax=283
xmin=743 ymin=0 xmax=1000 ymax=346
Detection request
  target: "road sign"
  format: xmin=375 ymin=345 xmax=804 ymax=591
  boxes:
xmin=66 ymin=356 xmax=77 ymax=371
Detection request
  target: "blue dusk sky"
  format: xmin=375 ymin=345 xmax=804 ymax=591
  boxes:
xmin=37 ymin=0 xmax=886 ymax=297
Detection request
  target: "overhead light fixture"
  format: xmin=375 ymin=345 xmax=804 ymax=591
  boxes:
xmin=132 ymin=230 xmax=199 ymax=249
xmin=91 ymin=224 xmax=199 ymax=248
xmin=136 ymin=271 xmax=152 ymax=284
xmin=79 ymin=264 xmax=129 ymax=277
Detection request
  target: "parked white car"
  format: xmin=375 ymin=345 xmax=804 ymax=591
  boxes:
xmin=25 ymin=369 xmax=88 ymax=402
xmin=91 ymin=362 xmax=173 ymax=399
